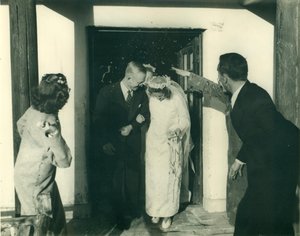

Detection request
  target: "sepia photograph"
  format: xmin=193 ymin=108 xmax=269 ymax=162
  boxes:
xmin=0 ymin=0 xmax=299 ymax=235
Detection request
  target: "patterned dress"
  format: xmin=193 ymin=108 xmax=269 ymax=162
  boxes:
xmin=14 ymin=106 xmax=72 ymax=235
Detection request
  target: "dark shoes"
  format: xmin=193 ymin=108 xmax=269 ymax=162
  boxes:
xmin=115 ymin=208 xmax=143 ymax=230
xmin=116 ymin=215 xmax=133 ymax=230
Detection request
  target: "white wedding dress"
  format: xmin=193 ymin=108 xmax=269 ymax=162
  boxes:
xmin=145 ymin=82 xmax=192 ymax=217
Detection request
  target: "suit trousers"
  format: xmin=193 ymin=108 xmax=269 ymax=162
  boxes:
xmin=112 ymin=138 xmax=142 ymax=219
xmin=234 ymin=173 xmax=297 ymax=236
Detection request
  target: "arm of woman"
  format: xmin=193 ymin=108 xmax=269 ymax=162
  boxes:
xmin=35 ymin=116 xmax=72 ymax=168
xmin=47 ymin=130 xmax=72 ymax=168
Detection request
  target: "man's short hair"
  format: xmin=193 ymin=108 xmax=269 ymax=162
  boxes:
xmin=217 ymin=53 xmax=248 ymax=81
xmin=125 ymin=61 xmax=147 ymax=75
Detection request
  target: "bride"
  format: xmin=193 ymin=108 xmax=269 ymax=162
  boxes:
xmin=144 ymin=75 xmax=192 ymax=230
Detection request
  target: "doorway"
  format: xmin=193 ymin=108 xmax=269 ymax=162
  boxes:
xmin=87 ymin=26 xmax=203 ymax=215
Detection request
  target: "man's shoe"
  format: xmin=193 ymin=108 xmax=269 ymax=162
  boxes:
xmin=116 ymin=216 xmax=132 ymax=230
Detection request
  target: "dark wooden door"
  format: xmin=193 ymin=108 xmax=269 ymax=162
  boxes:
xmin=177 ymin=35 xmax=204 ymax=204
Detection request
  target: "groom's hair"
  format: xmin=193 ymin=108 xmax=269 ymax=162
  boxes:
xmin=125 ymin=61 xmax=147 ymax=76
xmin=218 ymin=53 xmax=248 ymax=81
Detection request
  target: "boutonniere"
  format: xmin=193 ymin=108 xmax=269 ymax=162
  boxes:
xmin=138 ymin=104 xmax=142 ymax=108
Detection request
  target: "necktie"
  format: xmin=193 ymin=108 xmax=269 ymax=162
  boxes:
xmin=127 ymin=90 xmax=133 ymax=104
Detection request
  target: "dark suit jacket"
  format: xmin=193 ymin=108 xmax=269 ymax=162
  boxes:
xmin=93 ymin=82 xmax=149 ymax=163
xmin=230 ymin=81 xmax=299 ymax=189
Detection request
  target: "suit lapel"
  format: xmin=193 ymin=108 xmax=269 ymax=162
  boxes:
xmin=114 ymin=83 xmax=143 ymax=122
xmin=111 ymin=83 xmax=145 ymax=123
xmin=114 ymin=82 xmax=128 ymax=108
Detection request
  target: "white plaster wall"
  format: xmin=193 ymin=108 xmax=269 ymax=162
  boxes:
xmin=36 ymin=5 xmax=75 ymax=206
xmin=0 ymin=4 xmax=92 ymax=213
xmin=0 ymin=5 xmax=14 ymax=210
xmin=0 ymin=5 xmax=76 ymax=209
xmin=39 ymin=4 xmax=94 ymax=213
xmin=200 ymin=9 xmax=274 ymax=212
xmin=94 ymin=6 xmax=274 ymax=212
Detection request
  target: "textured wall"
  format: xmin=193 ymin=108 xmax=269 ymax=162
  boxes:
xmin=276 ymin=0 xmax=300 ymax=128
xmin=276 ymin=0 xmax=300 ymax=233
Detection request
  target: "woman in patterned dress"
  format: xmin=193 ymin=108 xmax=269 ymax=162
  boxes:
xmin=14 ymin=73 xmax=72 ymax=235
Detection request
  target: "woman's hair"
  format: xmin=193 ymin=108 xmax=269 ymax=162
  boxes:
xmin=32 ymin=73 xmax=70 ymax=114
xmin=147 ymin=86 xmax=172 ymax=99
xmin=146 ymin=75 xmax=172 ymax=99
xmin=217 ymin=53 xmax=248 ymax=81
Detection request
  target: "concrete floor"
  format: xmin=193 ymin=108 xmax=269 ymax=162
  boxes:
xmin=66 ymin=204 xmax=234 ymax=236
xmin=1 ymin=204 xmax=234 ymax=236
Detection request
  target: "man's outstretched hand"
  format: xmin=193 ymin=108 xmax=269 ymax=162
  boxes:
xmin=171 ymin=67 xmax=191 ymax=77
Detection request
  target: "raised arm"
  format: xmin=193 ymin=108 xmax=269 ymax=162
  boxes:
xmin=172 ymin=67 xmax=230 ymax=114
xmin=46 ymin=122 xmax=72 ymax=168
xmin=33 ymin=116 xmax=72 ymax=168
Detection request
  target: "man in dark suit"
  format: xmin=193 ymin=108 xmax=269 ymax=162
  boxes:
xmin=93 ymin=61 xmax=149 ymax=229
xmin=217 ymin=53 xmax=299 ymax=235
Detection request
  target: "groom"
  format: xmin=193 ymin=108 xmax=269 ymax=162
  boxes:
xmin=93 ymin=61 xmax=149 ymax=229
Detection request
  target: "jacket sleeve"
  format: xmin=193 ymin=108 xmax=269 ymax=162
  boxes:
xmin=236 ymin=94 xmax=277 ymax=164
xmin=93 ymin=87 xmax=111 ymax=147
xmin=188 ymin=73 xmax=230 ymax=114
xmin=236 ymin=143 xmax=251 ymax=163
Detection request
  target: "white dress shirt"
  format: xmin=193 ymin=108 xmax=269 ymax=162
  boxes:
xmin=120 ymin=81 xmax=132 ymax=100
xmin=231 ymin=81 xmax=246 ymax=108
xmin=231 ymin=81 xmax=246 ymax=165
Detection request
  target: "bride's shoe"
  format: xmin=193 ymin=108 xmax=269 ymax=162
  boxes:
xmin=151 ymin=217 xmax=160 ymax=224
xmin=161 ymin=217 xmax=172 ymax=229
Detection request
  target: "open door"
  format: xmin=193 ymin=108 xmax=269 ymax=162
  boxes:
xmin=177 ymin=36 xmax=202 ymax=89
xmin=177 ymin=35 xmax=204 ymax=204
xmin=87 ymin=26 xmax=204 ymax=214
